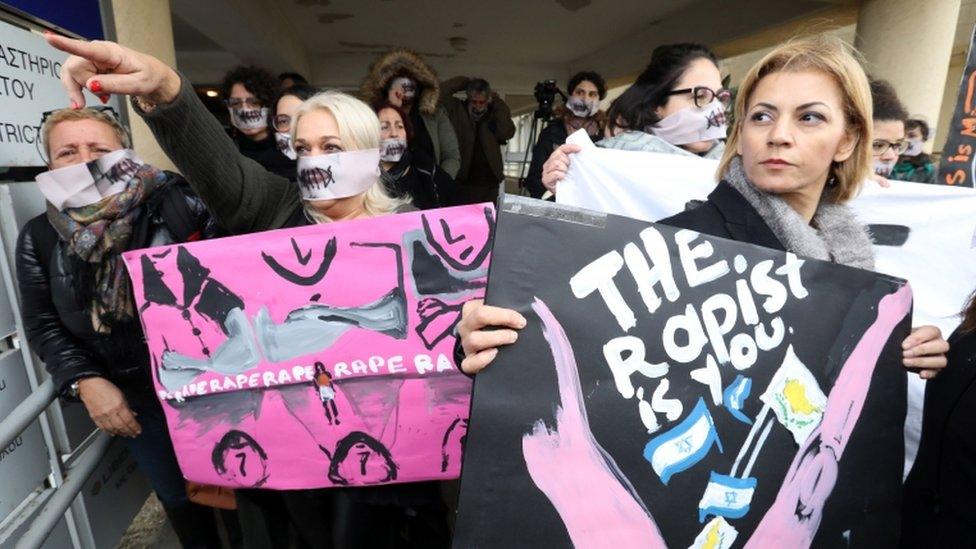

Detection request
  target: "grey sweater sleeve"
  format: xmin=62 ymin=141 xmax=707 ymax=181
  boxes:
xmin=131 ymin=73 xmax=301 ymax=233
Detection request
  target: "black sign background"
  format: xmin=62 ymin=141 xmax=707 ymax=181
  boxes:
xmin=938 ymin=24 xmax=976 ymax=187
xmin=455 ymin=196 xmax=910 ymax=548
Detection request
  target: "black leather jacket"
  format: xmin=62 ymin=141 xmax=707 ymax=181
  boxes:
xmin=15 ymin=175 xmax=215 ymax=401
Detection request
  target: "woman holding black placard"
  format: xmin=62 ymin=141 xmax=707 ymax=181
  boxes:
xmin=457 ymin=35 xmax=947 ymax=380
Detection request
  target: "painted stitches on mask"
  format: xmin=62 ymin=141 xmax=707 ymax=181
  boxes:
xmin=380 ymin=138 xmax=407 ymax=162
xmin=98 ymin=157 xmax=140 ymax=186
xmin=298 ymin=165 xmax=335 ymax=192
xmin=706 ymin=109 xmax=727 ymax=130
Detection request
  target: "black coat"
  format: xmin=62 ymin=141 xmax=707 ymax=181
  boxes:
xmin=658 ymin=180 xmax=785 ymax=251
xmin=236 ymin=132 xmax=296 ymax=182
xmin=382 ymin=150 xmax=456 ymax=210
xmin=524 ymin=121 xmax=568 ymax=199
xmin=16 ymin=176 xmax=214 ymax=402
xmin=902 ymin=327 xmax=976 ymax=547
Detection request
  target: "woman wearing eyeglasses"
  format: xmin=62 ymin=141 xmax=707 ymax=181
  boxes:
xmin=15 ymin=106 xmax=222 ymax=548
xmin=222 ymin=65 xmax=295 ymax=180
xmin=272 ymin=83 xmax=319 ymax=175
xmin=869 ymin=79 xmax=911 ymax=181
xmin=540 ymin=43 xmax=730 ymax=195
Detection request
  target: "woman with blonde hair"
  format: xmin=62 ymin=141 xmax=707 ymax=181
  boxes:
xmin=457 ymin=38 xmax=948 ymax=395
xmin=46 ymin=34 xmax=448 ymax=547
xmin=16 ymin=106 xmax=221 ymax=547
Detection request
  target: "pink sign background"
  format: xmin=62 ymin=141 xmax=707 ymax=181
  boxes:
xmin=122 ymin=204 xmax=493 ymax=490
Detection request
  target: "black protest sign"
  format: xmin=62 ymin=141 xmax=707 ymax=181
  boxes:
xmin=455 ymin=196 xmax=911 ymax=549
xmin=938 ymin=24 xmax=976 ymax=187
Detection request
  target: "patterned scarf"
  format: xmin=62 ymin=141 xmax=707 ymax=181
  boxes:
xmin=380 ymin=149 xmax=414 ymax=196
xmin=46 ymin=164 xmax=166 ymax=332
xmin=564 ymin=115 xmax=600 ymax=139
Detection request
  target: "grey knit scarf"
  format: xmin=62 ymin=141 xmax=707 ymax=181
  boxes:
xmin=722 ymin=157 xmax=875 ymax=270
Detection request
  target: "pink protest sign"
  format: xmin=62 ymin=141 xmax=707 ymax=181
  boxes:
xmin=122 ymin=204 xmax=492 ymax=490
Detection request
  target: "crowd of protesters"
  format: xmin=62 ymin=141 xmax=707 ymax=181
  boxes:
xmin=10 ymin=28 xmax=972 ymax=548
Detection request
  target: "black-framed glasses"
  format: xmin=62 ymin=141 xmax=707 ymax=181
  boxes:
xmin=224 ymin=97 xmax=263 ymax=109
xmin=872 ymin=139 xmax=909 ymax=156
xmin=665 ymin=86 xmax=732 ymax=108
xmin=273 ymin=114 xmax=292 ymax=133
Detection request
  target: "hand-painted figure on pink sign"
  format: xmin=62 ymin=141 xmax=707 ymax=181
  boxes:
xmin=123 ymin=204 xmax=493 ymax=490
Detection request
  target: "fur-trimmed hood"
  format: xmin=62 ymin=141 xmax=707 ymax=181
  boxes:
xmin=360 ymin=49 xmax=440 ymax=116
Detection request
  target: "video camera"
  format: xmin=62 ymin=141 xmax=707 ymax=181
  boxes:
xmin=533 ymin=79 xmax=565 ymax=120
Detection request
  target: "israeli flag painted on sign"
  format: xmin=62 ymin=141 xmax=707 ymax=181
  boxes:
xmin=697 ymin=471 xmax=757 ymax=523
xmin=643 ymin=398 xmax=722 ymax=485
xmin=722 ymin=375 xmax=752 ymax=425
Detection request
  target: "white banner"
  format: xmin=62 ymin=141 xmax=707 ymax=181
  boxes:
xmin=0 ymin=19 xmax=119 ymax=167
xmin=558 ymin=130 xmax=976 ymax=335
xmin=557 ymin=129 xmax=976 ymax=475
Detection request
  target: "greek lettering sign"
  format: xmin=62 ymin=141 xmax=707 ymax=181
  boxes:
xmin=0 ymin=18 xmax=117 ymax=167
xmin=455 ymin=196 xmax=911 ymax=549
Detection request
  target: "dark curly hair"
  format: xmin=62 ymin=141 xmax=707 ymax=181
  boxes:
xmin=221 ymin=65 xmax=278 ymax=110
xmin=870 ymin=79 xmax=908 ymax=122
xmin=567 ymin=71 xmax=607 ymax=100
xmin=607 ymin=43 xmax=718 ymax=134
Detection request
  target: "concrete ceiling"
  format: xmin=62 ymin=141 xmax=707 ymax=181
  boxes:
xmin=170 ymin=0 xmax=859 ymax=95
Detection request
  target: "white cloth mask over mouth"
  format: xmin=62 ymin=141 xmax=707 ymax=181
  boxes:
xmin=230 ymin=107 xmax=269 ymax=132
xmin=566 ymin=96 xmax=599 ymax=118
xmin=904 ymin=138 xmax=924 ymax=157
xmin=649 ymin=100 xmax=727 ymax=146
xmin=380 ymin=138 xmax=407 ymax=162
xmin=874 ymin=159 xmax=896 ymax=177
xmin=276 ymin=131 xmax=297 ymax=160
xmin=36 ymin=148 xmax=145 ymax=210
xmin=296 ymin=148 xmax=381 ymax=201
xmin=391 ymin=77 xmax=417 ymax=102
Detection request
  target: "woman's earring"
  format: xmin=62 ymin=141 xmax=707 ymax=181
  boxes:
xmin=827 ymin=163 xmax=839 ymax=187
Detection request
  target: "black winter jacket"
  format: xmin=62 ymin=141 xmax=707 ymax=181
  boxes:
xmin=383 ymin=149 xmax=458 ymax=210
xmin=524 ymin=121 xmax=568 ymax=199
xmin=902 ymin=326 xmax=976 ymax=547
xmin=659 ymin=180 xmax=786 ymax=250
xmin=16 ymin=175 xmax=215 ymax=401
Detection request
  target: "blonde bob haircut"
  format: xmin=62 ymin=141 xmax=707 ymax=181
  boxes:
xmin=290 ymin=90 xmax=407 ymax=222
xmin=41 ymin=108 xmax=130 ymax=163
xmin=717 ymin=34 xmax=872 ymax=204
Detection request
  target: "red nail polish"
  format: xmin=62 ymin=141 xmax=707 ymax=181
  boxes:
xmin=99 ymin=94 xmax=110 ymax=104
xmin=89 ymin=80 xmax=102 ymax=93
